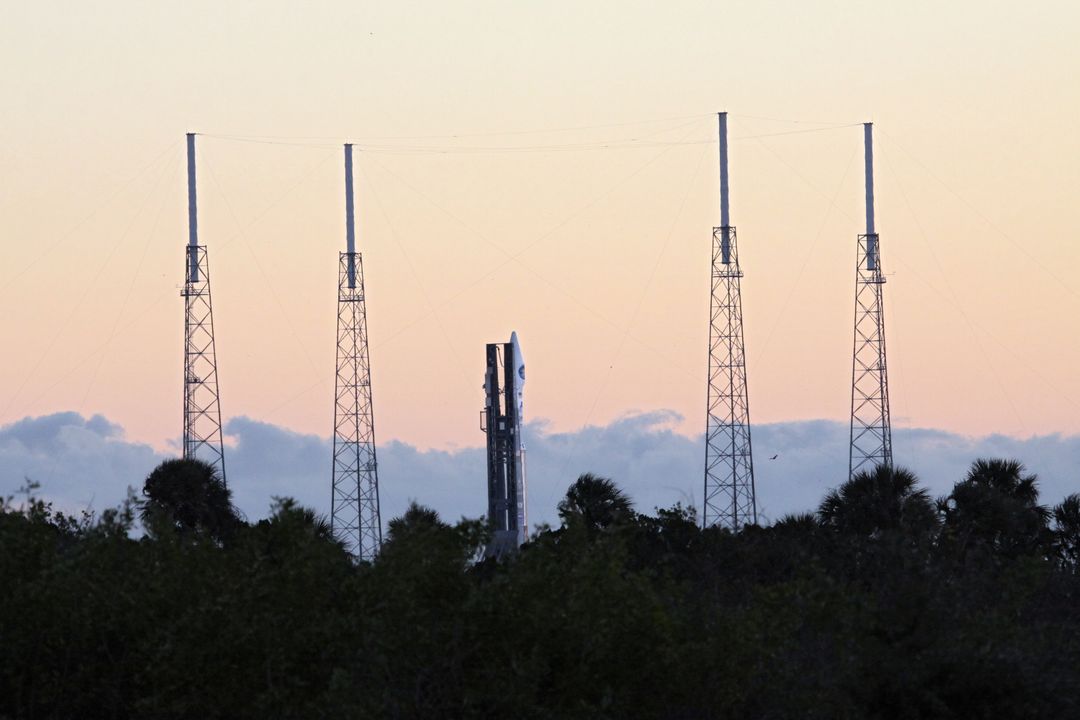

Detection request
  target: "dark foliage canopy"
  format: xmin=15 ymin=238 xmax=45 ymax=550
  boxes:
xmin=141 ymin=458 xmax=240 ymax=543
xmin=2 ymin=460 xmax=1080 ymax=718
xmin=556 ymin=472 xmax=635 ymax=531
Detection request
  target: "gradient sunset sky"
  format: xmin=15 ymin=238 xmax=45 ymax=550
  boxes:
xmin=3 ymin=0 xmax=1079 ymax=453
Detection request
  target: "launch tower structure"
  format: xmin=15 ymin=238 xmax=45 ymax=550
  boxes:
xmin=482 ymin=332 xmax=527 ymax=557
xmin=703 ymin=112 xmax=757 ymax=531
xmin=848 ymin=123 xmax=893 ymax=479
xmin=181 ymin=133 xmax=227 ymax=483
xmin=331 ymin=144 xmax=382 ymax=561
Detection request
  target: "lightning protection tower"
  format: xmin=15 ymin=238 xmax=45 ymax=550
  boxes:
xmin=703 ymin=112 xmax=756 ymax=530
xmin=331 ymin=144 xmax=382 ymax=561
xmin=182 ymin=133 xmax=227 ymax=483
xmin=848 ymin=122 xmax=893 ymax=479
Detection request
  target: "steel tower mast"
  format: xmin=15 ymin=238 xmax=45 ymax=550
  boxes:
xmin=703 ymin=112 xmax=756 ymax=530
xmin=331 ymin=144 xmax=382 ymax=561
xmin=848 ymin=122 xmax=893 ymax=479
xmin=181 ymin=133 xmax=227 ymax=482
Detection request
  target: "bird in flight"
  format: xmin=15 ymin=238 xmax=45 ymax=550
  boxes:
xmin=769 ymin=454 xmax=779 ymax=460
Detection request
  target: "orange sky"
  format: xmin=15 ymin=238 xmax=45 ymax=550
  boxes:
xmin=3 ymin=1 xmax=1079 ymax=451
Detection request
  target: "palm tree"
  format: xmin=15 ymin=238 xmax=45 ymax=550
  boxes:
xmin=141 ymin=458 xmax=240 ymax=543
xmin=818 ymin=464 xmax=938 ymax=540
xmin=960 ymin=459 xmax=1041 ymax=504
xmin=939 ymin=458 xmax=1050 ymax=560
xmin=773 ymin=512 xmax=820 ymax=536
xmin=1052 ymin=493 xmax=1080 ymax=570
xmin=386 ymin=502 xmax=445 ymax=544
xmin=557 ymin=473 xmax=634 ymax=532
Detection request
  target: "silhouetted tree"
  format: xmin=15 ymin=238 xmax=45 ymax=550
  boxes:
xmin=557 ymin=472 xmax=634 ymax=532
xmin=939 ymin=458 xmax=1050 ymax=561
xmin=385 ymin=501 xmax=444 ymax=543
xmin=1053 ymin=493 xmax=1080 ymax=571
xmin=5 ymin=458 xmax=1080 ymax=718
xmin=819 ymin=464 xmax=938 ymax=540
xmin=141 ymin=458 xmax=239 ymax=543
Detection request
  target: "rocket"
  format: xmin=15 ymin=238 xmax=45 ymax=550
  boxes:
xmin=510 ymin=331 xmax=525 ymax=435
xmin=509 ymin=331 xmax=527 ymax=538
xmin=483 ymin=331 xmax=528 ymax=555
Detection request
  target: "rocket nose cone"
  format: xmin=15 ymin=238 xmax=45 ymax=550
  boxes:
xmin=510 ymin=331 xmax=524 ymax=383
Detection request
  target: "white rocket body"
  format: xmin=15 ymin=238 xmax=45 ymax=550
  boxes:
xmin=509 ymin=331 xmax=527 ymax=539
xmin=510 ymin=331 xmax=525 ymax=443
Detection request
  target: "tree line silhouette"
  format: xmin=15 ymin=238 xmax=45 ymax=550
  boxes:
xmin=2 ymin=457 xmax=1079 ymax=718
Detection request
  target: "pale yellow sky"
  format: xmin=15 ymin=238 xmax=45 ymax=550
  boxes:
xmin=2 ymin=1 xmax=1079 ymax=450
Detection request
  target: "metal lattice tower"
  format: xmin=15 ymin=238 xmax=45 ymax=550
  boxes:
xmin=182 ymin=133 xmax=227 ymax=482
xmin=848 ymin=122 xmax=892 ymax=479
xmin=704 ymin=112 xmax=756 ymax=530
xmin=331 ymin=144 xmax=382 ymax=561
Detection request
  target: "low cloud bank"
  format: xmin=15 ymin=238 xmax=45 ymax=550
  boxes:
xmin=2 ymin=411 xmax=1078 ymax=528
xmin=0 ymin=412 xmax=161 ymax=514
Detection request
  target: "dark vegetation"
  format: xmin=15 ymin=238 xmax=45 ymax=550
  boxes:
xmin=3 ymin=459 xmax=1080 ymax=718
